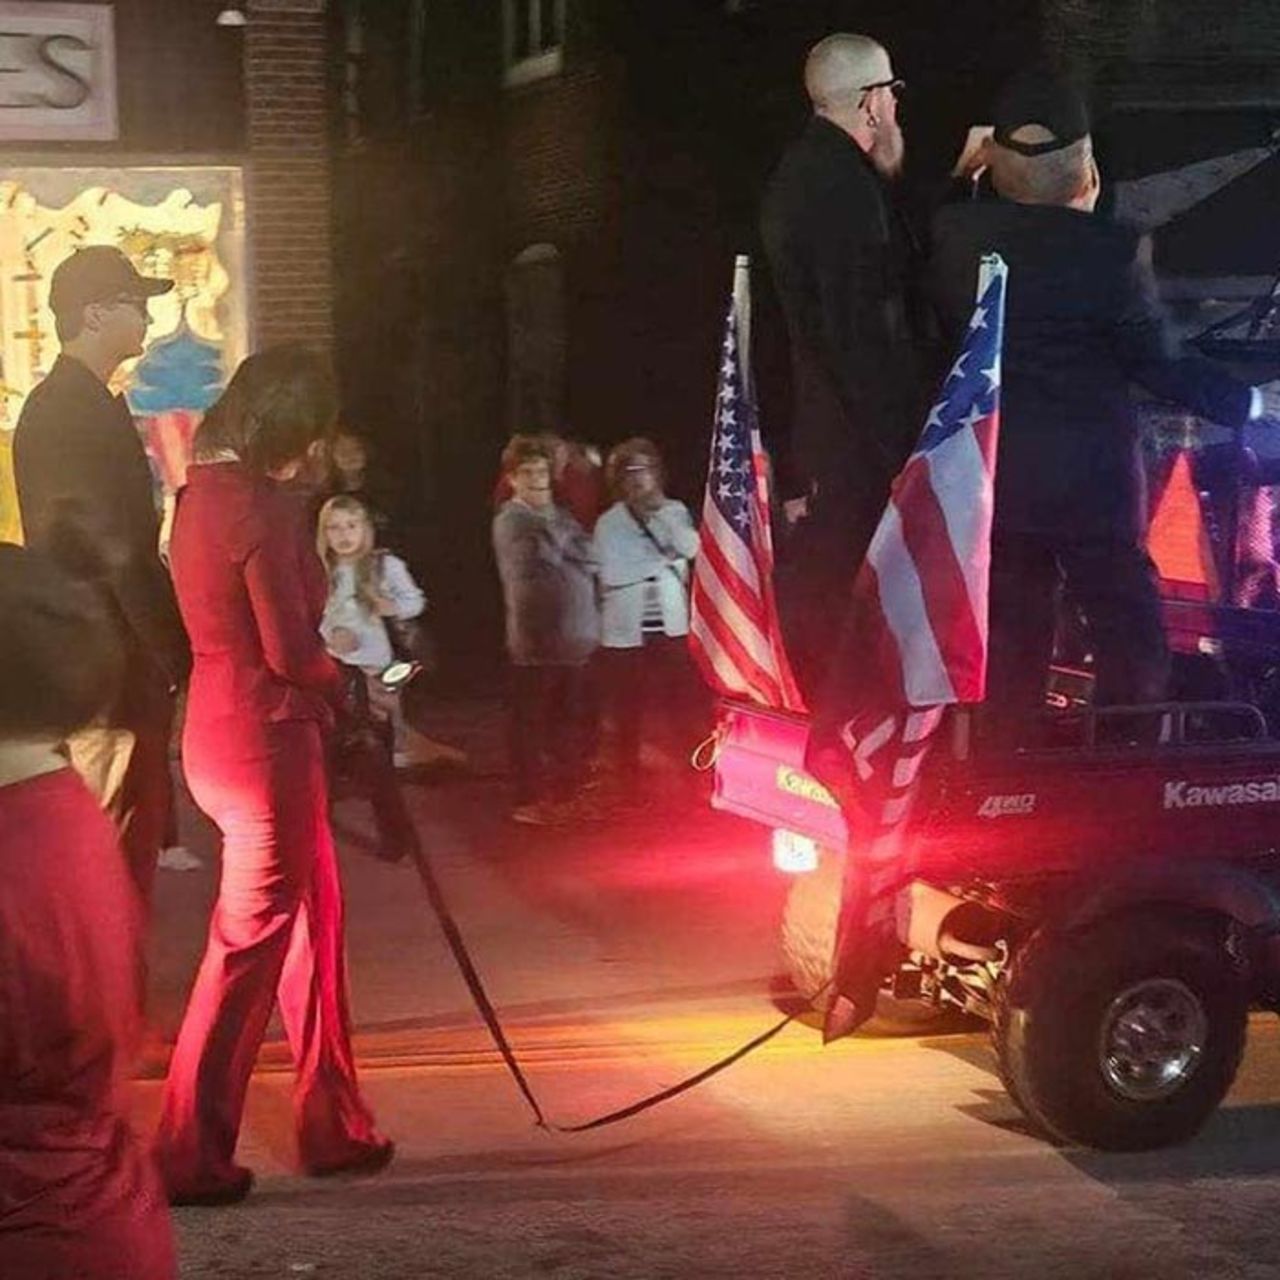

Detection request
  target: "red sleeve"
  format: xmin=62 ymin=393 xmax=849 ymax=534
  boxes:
xmin=557 ymin=461 xmax=606 ymax=532
xmin=244 ymin=495 xmax=343 ymax=702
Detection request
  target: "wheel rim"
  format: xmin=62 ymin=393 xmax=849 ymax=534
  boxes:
xmin=1098 ymin=978 xmax=1208 ymax=1102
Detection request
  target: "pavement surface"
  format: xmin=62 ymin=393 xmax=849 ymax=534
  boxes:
xmin=137 ymin=696 xmax=1280 ymax=1279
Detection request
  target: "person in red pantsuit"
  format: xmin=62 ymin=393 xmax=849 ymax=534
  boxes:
xmin=153 ymin=347 xmax=393 ymax=1205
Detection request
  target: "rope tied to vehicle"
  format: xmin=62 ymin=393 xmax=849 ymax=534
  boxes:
xmin=406 ymin=839 xmax=814 ymax=1133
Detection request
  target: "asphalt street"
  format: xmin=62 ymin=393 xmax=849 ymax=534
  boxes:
xmin=136 ymin=698 xmax=1280 ymax=1279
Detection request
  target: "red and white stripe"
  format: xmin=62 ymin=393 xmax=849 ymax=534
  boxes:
xmin=689 ymin=257 xmax=804 ymax=713
xmin=859 ymin=410 xmax=1000 ymax=707
xmin=690 ymin=467 xmax=801 ymax=709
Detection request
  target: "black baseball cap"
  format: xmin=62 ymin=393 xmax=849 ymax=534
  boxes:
xmin=992 ymin=70 xmax=1090 ymax=156
xmin=49 ymin=245 xmax=173 ymax=318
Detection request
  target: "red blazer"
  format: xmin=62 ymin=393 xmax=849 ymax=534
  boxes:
xmin=170 ymin=463 xmax=342 ymax=757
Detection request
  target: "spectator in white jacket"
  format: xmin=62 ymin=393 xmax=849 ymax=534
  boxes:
xmin=594 ymin=438 xmax=705 ymax=776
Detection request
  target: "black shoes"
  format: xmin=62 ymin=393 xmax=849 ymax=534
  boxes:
xmin=305 ymin=1138 xmax=396 ymax=1179
xmin=168 ymin=1166 xmax=255 ymax=1207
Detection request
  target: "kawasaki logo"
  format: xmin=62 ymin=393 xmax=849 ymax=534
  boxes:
xmin=1163 ymin=778 xmax=1280 ymax=810
xmin=978 ymin=793 xmax=1036 ymax=819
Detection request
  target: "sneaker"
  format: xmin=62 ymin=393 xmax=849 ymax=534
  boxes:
xmin=555 ymin=791 xmax=608 ymax=822
xmin=394 ymin=731 xmax=468 ymax=771
xmin=158 ymin=845 xmax=202 ymax=871
xmin=510 ymin=801 xmax=552 ymax=826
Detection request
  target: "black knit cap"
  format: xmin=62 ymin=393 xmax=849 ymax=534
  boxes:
xmin=992 ymin=69 xmax=1090 ymax=156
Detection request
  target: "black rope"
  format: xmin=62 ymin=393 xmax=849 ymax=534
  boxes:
xmin=547 ymin=1004 xmax=807 ymax=1133
xmin=406 ymin=843 xmax=550 ymax=1129
xmin=405 ymin=842 xmax=812 ymax=1133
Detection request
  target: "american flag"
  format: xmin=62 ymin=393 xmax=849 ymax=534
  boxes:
xmin=689 ymin=255 xmax=805 ymax=711
xmin=810 ymin=254 xmax=1008 ymax=1038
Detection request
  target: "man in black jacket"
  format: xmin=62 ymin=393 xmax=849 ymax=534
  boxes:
xmin=761 ymin=33 xmax=930 ymax=695
xmin=14 ymin=246 xmax=189 ymax=905
xmin=932 ymin=74 xmax=1280 ymax=720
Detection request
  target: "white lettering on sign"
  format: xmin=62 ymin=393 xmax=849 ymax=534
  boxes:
xmin=977 ymin=793 xmax=1036 ymax=819
xmin=1162 ymin=777 xmax=1280 ymax=810
xmin=0 ymin=3 xmax=116 ymax=141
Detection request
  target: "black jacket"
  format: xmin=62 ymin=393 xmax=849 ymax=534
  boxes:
xmin=761 ymin=117 xmax=928 ymax=508
xmin=931 ymin=200 xmax=1252 ymax=541
xmin=14 ymin=355 xmax=189 ymax=716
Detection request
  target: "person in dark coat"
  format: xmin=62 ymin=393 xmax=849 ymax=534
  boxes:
xmin=760 ymin=33 xmax=931 ymax=695
xmin=931 ymin=73 xmax=1280 ymax=719
xmin=13 ymin=246 xmax=189 ymax=906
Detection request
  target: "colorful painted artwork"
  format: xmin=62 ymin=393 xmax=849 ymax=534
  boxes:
xmin=0 ymin=165 xmax=248 ymax=541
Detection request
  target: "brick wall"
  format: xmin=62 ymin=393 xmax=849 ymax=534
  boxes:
xmin=504 ymin=63 xmax=621 ymax=249
xmin=246 ymin=0 xmax=333 ymax=350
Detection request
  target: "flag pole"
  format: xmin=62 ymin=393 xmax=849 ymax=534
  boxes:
xmin=733 ymin=253 xmax=752 ymax=401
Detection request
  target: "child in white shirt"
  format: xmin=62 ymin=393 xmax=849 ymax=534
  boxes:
xmin=319 ymin=495 xmax=426 ymax=676
xmin=318 ymin=495 xmax=427 ymax=862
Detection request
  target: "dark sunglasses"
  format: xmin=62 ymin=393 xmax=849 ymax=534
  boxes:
xmin=859 ymin=77 xmax=906 ymax=104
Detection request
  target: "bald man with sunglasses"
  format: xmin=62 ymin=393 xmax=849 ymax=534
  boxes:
xmin=761 ymin=33 xmax=932 ymax=695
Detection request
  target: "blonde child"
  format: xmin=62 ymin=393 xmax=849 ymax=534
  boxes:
xmin=317 ymin=497 xmax=428 ymax=863
xmin=318 ymin=494 xmax=425 ymax=677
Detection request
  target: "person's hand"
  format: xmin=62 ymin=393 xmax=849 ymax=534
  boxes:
xmin=783 ymin=495 xmax=809 ymax=526
xmin=952 ymin=125 xmax=994 ymax=179
xmin=373 ymin=593 xmax=398 ymax=617
xmin=1256 ymin=380 xmax=1280 ymax=423
xmin=330 ymin=626 xmax=359 ymax=655
xmin=368 ymin=679 xmax=399 ymax=716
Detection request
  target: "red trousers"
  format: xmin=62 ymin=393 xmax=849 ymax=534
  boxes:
xmin=154 ymin=719 xmax=383 ymax=1194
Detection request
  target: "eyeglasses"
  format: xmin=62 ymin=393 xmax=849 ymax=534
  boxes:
xmin=107 ymin=295 xmax=151 ymax=320
xmin=859 ymin=77 xmax=905 ymax=105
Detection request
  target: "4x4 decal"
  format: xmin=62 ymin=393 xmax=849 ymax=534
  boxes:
xmin=977 ymin=793 xmax=1037 ymax=819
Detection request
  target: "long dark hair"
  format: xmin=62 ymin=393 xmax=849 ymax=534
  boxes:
xmin=194 ymin=344 xmax=338 ymax=474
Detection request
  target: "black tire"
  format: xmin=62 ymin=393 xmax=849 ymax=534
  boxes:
xmin=780 ymin=846 xmax=962 ymax=1037
xmin=995 ymin=910 xmax=1248 ymax=1151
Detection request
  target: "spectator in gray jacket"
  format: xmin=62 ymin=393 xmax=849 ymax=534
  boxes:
xmin=492 ymin=436 xmax=598 ymax=823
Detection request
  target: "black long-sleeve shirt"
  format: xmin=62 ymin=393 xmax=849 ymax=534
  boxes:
xmin=931 ymin=199 xmax=1253 ymax=541
xmin=761 ymin=116 xmax=931 ymax=508
xmin=14 ymin=355 xmax=189 ymax=717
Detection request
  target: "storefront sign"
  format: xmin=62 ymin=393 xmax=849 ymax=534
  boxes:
xmin=0 ymin=3 xmax=117 ymax=141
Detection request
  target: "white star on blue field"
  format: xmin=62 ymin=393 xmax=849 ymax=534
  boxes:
xmin=711 ymin=309 xmax=759 ymax=536
xmin=916 ymin=272 xmax=1005 ymax=455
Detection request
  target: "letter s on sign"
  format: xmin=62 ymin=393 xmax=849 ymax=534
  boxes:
xmin=37 ymin=34 xmax=91 ymax=110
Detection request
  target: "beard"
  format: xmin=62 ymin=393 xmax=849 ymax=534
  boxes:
xmin=869 ymin=120 xmax=906 ymax=181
